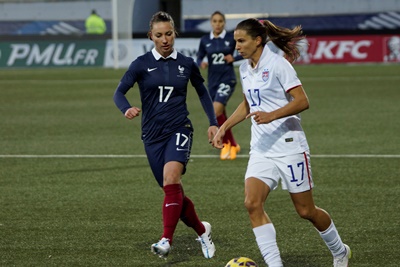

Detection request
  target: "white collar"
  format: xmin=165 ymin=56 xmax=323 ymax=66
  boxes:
xmin=151 ymin=47 xmax=177 ymax=60
xmin=209 ymin=29 xmax=227 ymax=40
xmin=247 ymin=44 xmax=272 ymax=72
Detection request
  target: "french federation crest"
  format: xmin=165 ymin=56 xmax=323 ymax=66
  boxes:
xmin=177 ymin=65 xmax=186 ymax=78
xmin=178 ymin=65 xmax=185 ymax=74
xmin=262 ymin=69 xmax=269 ymax=82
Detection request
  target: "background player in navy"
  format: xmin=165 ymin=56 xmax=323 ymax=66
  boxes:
xmin=113 ymin=11 xmax=217 ymax=259
xmin=197 ymin=11 xmax=242 ymax=160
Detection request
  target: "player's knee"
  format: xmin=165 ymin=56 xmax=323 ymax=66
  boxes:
xmin=163 ymin=173 xmax=181 ymax=185
xmin=296 ymin=206 xmax=316 ymax=221
xmin=244 ymin=198 xmax=263 ymax=214
xmin=215 ymin=109 xmax=224 ymax=117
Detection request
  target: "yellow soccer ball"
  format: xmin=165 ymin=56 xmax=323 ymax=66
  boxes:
xmin=225 ymin=257 xmax=258 ymax=266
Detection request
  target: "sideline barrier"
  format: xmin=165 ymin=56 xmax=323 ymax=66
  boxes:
xmin=0 ymin=40 xmax=106 ymax=68
xmin=0 ymin=35 xmax=399 ymax=68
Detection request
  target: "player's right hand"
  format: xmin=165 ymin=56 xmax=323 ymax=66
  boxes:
xmin=211 ymin=129 xmax=225 ymax=149
xmin=124 ymin=107 xmax=141 ymax=120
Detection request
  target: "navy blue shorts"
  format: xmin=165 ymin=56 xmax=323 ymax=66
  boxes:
xmin=144 ymin=125 xmax=193 ymax=187
xmin=209 ymin=79 xmax=237 ymax=105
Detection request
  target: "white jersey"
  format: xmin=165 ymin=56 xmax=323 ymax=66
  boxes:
xmin=239 ymin=43 xmax=309 ymax=157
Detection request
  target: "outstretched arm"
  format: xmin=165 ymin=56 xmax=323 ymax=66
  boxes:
xmin=212 ymin=94 xmax=249 ymax=149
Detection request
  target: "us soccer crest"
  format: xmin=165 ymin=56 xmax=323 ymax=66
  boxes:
xmin=262 ymin=69 xmax=269 ymax=82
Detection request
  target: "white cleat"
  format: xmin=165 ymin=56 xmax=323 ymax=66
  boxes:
xmin=151 ymin=237 xmax=170 ymax=258
xmin=196 ymin=221 xmax=216 ymax=258
xmin=333 ymin=244 xmax=352 ymax=267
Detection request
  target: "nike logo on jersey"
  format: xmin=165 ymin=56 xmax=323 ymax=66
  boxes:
xmin=165 ymin=203 xmax=179 ymax=207
xmin=147 ymin=67 xmax=157 ymax=72
xmin=242 ymin=76 xmax=247 ymax=80
xmin=296 ymin=181 xmax=305 ymax=187
xmin=206 ymin=43 xmax=212 ymax=47
xmin=176 ymin=148 xmax=188 ymax=151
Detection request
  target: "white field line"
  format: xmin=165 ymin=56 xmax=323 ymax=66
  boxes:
xmin=0 ymin=75 xmax=400 ymax=84
xmin=0 ymin=154 xmax=399 ymax=159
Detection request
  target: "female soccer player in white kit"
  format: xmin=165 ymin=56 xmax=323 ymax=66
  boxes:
xmin=212 ymin=18 xmax=351 ymax=267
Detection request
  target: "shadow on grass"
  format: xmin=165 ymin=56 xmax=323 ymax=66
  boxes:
xmin=282 ymin=252 xmax=326 ymax=267
xmin=44 ymin=164 xmax=148 ymax=175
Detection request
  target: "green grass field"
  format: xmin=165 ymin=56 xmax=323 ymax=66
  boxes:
xmin=1 ymin=64 xmax=399 ymax=266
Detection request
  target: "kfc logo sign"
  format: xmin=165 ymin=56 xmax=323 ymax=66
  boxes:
xmin=293 ymin=35 xmax=398 ymax=64
xmin=384 ymin=36 xmax=400 ymax=62
xmin=313 ymin=40 xmax=372 ymax=60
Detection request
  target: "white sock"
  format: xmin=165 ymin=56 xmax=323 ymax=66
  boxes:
xmin=318 ymin=221 xmax=346 ymax=257
xmin=253 ymin=223 xmax=283 ymax=267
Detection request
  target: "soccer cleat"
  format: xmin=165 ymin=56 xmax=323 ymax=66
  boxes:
xmin=196 ymin=221 xmax=216 ymax=258
xmin=333 ymin=244 xmax=351 ymax=267
xmin=229 ymin=144 xmax=241 ymax=160
xmin=220 ymin=142 xmax=231 ymax=160
xmin=151 ymin=237 xmax=171 ymax=258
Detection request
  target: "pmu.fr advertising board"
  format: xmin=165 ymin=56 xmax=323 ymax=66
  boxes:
xmin=0 ymin=35 xmax=398 ymax=68
xmin=0 ymin=40 xmax=106 ymax=68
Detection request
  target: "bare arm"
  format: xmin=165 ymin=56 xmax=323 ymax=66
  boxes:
xmin=212 ymin=94 xmax=249 ymax=149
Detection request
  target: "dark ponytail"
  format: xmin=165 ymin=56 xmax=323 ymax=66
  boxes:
xmin=235 ymin=18 xmax=306 ymax=62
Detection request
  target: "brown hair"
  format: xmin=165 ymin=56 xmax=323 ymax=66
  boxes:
xmin=211 ymin=11 xmax=225 ymax=21
xmin=235 ymin=18 xmax=306 ymax=62
xmin=147 ymin=11 xmax=178 ymax=40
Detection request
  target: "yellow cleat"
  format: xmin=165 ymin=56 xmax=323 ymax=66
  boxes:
xmin=229 ymin=144 xmax=240 ymax=160
xmin=220 ymin=142 xmax=231 ymax=160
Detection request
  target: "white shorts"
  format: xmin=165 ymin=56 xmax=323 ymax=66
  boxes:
xmin=245 ymin=151 xmax=314 ymax=193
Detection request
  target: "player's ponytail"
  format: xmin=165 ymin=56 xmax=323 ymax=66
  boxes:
xmin=261 ymin=20 xmax=305 ymax=63
xmin=235 ymin=18 xmax=306 ymax=63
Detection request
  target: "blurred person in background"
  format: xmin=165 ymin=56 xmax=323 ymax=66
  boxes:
xmin=385 ymin=35 xmax=400 ymax=62
xmin=197 ymin=11 xmax=243 ymax=160
xmin=212 ymin=18 xmax=351 ymax=267
xmin=85 ymin=9 xmax=106 ymax=34
xmin=113 ymin=11 xmax=217 ymax=259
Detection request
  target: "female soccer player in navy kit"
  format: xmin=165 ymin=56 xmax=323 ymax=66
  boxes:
xmin=197 ymin=11 xmax=242 ymax=160
xmin=113 ymin=11 xmax=217 ymax=259
xmin=212 ymin=19 xmax=351 ymax=267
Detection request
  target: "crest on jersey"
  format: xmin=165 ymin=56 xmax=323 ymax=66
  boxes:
xmin=225 ymin=41 xmax=230 ymax=46
xmin=178 ymin=65 xmax=185 ymax=74
xmin=262 ymin=69 xmax=269 ymax=82
xmin=177 ymin=65 xmax=186 ymax=78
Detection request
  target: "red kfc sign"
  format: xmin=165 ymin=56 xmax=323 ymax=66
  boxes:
xmin=295 ymin=35 xmax=400 ymax=64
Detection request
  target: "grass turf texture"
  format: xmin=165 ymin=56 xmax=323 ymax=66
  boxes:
xmin=1 ymin=65 xmax=399 ymax=266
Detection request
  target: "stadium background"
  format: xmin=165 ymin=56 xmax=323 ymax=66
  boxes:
xmin=1 ymin=1 xmax=400 ymax=267
xmin=0 ymin=0 xmax=399 ymax=67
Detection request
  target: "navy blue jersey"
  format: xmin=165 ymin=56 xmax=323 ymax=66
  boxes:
xmin=197 ymin=31 xmax=242 ymax=91
xmin=113 ymin=49 xmax=217 ymax=144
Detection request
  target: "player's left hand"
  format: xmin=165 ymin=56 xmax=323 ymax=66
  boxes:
xmin=246 ymin=111 xmax=273 ymax=124
xmin=224 ymin=54 xmax=234 ymax=64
